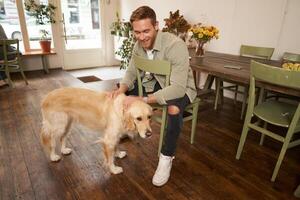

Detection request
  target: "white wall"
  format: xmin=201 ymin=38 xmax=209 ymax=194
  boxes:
xmin=119 ymin=0 xmax=300 ymax=60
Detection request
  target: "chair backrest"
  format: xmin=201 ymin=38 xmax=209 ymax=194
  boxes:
xmin=132 ymin=54 xmax=171 ymax=96
xmin=240 ymin=45 xmax=274 ymax=60
xmin=250 ymin=60 xmax=300 ymax=90
xmin=0 ymin=39 xmax=20 ymax=62
xmin=282 ymin=52 xmax=300 ymax=63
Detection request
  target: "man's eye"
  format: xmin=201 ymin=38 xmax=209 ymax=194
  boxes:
xmin=136 ymin=117 xmax=142 ymax=121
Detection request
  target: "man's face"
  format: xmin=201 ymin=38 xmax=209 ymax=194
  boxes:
xmin=132 ymin=18 xmax=158 ymax=50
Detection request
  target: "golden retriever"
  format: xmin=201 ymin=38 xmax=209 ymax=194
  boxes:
xmin=41 ymin=87 xmax=152 ymax=174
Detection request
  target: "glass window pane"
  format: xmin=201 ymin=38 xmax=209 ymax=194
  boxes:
xmin=61 ymin=0 xmax=101 ymax=49
xmin=24 ymin=0 xmax=53 ymax=49
xmin=0 ymin=0 xmax=24 ymax=51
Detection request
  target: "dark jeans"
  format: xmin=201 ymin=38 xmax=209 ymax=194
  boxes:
xmin=126 ymin=81 xmax=190 ymax=156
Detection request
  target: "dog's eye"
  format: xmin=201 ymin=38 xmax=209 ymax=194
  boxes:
xmin=148 ymin=116 xmax=151 ymax=119
xmin=136 ymin=117 xmax=142 ymax=121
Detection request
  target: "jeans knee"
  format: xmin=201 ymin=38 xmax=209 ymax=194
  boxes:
xmin=168 ymin=105 xmax=180 ymax=115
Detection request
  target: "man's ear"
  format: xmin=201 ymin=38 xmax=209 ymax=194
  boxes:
xmin=155 ymin=21 xmax=159 ymax=31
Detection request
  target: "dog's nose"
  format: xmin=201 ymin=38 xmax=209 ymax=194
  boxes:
xmin=145 ymin=131 xmax=152 ymax=138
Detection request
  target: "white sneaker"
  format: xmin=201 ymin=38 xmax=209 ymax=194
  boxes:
xmin=152 ymin=153 xmax=174 ymax=186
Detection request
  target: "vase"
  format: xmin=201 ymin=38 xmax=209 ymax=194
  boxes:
xmin=195 ymin=40 xmax=205 ymax=57
xmin=39 ymin=40 xmax=51 ymax=53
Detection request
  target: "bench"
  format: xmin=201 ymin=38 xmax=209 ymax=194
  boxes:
xmin=22 ymin=50 xmax=56 ymax=73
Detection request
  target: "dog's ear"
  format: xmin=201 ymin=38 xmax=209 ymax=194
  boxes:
xmin=124 ymin=113 xmax=136 ymax=132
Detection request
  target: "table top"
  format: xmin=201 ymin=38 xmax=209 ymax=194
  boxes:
xmin=190 ymin=51 xmax=300 ymax=97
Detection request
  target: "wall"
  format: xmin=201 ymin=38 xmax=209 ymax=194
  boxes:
xmin=119 ymin=0 xmax=300 ymax=59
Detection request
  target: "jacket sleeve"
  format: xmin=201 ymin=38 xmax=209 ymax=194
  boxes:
xmin=119 ymin=42 xmax=139 ymax=91
xmin=153 ymin=40 xmax=190 ymax=105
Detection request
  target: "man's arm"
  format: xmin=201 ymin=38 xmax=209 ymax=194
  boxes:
xmin=152 ymin=40 xmax=190 ymax=104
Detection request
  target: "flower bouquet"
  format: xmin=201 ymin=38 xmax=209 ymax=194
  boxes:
xmin=189 ymin=24 xmax=219 ymax=56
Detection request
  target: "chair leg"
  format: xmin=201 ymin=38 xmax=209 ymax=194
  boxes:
xmin=259 ymin=122 xmax=267 ymax=146
xmin=158 ymin=108 xmax=168 ymax=157
xmin=271 ymin=128 xmax=295 ymax=182
xmin=190 ymin=101 xmax=199 ymax=144
xmin=234 ymin=85 xmax=238 ymax=104
xmin=236 ymin=109 xmax=252 ymax=159
xmin=240 ymin=87 xmax=249 ymax=119
xmin=19 ymin=66 xmax=28 ymax=85
xmin=5 ymin=66 xmax=13 ymax=88
xmin=214 ymin=78 xmax=220 ymax=110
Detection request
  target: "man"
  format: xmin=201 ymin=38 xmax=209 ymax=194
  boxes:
xmin=109 ymin=6 xmax=197 ymax=186
xmin=0 ymin=24 xmax=10 ymax=87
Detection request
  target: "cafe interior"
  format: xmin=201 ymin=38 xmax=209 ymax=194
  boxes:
xmin=0 ymin=0 xmax=299 ymax=199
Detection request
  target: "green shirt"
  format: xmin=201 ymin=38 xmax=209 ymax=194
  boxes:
xmin=120 ymin=30 xmax=197 ymax=105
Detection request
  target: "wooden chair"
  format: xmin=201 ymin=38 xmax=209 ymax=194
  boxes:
xmin=266 ymin=52 xmax=300 ymax=100
xmin=236 ymin=60 xmax=300 ymax=182
xmin=133 ymin=54 xmax=200 ymax=155
xmin=0 ymin=39 xmax=28 ymax=87
xmin=282 ymin=52 xmax=300 ymax=63
xmin=214 ymin=45 xmax=274 ymax=119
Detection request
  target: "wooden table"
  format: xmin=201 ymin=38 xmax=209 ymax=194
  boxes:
xmin=22 ymin=50 xmax=56 ymax=74
xmin=190 ymin=51 xmax=300 ymax=97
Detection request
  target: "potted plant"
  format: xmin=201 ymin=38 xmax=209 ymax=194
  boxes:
xmin=162 ymin=10 xmax=191 ymax=41
xmin=110 ymin=13 xmax=135 ymax=69
xmin=24 ymin=0 xmax=56 ymax=52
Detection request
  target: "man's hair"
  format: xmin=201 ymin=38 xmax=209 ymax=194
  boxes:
xmin=130 ymin=6 xmax=156 ymax=26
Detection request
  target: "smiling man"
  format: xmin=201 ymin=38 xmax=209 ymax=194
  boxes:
xmin=110 ymin=6 xmax=197 ymax=186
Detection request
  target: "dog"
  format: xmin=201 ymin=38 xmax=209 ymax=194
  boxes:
xmin=40 ymin=87 xmax=153 ymax=174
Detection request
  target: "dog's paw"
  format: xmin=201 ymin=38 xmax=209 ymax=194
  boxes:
xmin=50 ymin=154 xmax=61 ymax=162
xmin=115 ymin=151 xmax=127 ymax=159
xmin=110 ymin=166 xmax=123 ymax=174
xmin=61 ymin=148 xmax=72 ymax=155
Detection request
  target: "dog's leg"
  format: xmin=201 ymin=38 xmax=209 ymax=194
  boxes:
xmin=49 ymin=135 xmax=61 ymax=162
xmin=115 ymin=148 xmax=127 ymax=159
xmin=60 ymin=118 xmax=73 ymax=155
xmin=41 ymin=116 xmax=61 ymax=162
xmin=103 ymin=142 xmax=123 ymax=174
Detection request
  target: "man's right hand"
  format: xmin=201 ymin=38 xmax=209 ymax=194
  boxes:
xmin=107 ymin=89 xmax=124 ymax=99
xmin=107 ymin=83 xmax=129 ymax=99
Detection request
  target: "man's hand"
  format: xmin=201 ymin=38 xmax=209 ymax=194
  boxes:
xmin=107 ymin=89 xmax=124 ymax=99
xmin=107 ymin=83 xmax=129 ymax=99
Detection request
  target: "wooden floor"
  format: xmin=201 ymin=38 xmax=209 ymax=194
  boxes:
xmin=0 ymin=70 xmax=299 ymax=200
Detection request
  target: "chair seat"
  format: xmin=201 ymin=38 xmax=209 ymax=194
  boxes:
xmin=254 ymin=100 xmax=299 ymax=128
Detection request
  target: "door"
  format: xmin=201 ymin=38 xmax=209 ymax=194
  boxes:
xmin=58 ymin=0 xmax=106 ymax=69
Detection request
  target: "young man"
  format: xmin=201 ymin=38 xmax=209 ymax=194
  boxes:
xmin=109 ymin=6 xmax=197 ymax=186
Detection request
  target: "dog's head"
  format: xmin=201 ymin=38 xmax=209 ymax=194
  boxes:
xmin=124 ymin=99 xmax=153 ymax=139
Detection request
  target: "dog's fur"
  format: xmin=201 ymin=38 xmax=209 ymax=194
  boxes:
xmin=41 ymin=87 xmax=152 ymax=174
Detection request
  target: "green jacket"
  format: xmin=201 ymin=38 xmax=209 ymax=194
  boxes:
xmin=120 ymin=31 xmax=197 ymax=105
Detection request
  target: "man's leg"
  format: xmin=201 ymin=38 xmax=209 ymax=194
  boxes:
xmin=161 ymin=95 xmax=190 ymax=156
xmin=152 ymin=94 xmax=190 ymax=186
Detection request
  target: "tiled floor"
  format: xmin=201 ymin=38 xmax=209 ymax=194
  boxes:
xmin=68 ymin=65 xmax=126 ymax=81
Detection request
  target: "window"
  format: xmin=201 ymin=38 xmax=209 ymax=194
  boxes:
xmin=24 ymin=0 xmax=53 ymax=49
xmin=0 ymin=0 xmax=24 ymax=51
xmin=0 ymin=0 xmax=55 ymax=51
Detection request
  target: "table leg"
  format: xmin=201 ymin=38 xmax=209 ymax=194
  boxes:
xmin=203 ymin=74 xmax=215 ymax=90
xmin=41 ymin=55 xmax=49 ymax=74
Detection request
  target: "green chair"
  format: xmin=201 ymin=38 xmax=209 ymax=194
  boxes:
xmin=282 ymin=52 xmax=300 ymax=63
xmin=214 ymin=45 xmax=274 ymax=119
xmin=133 ymin=54 xmax=200 ymax=155
xmin=0 ymin=39 xmax=28 ymax=87
xmin=236 ymin=60 xmax=300 ymax=182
